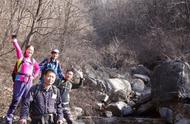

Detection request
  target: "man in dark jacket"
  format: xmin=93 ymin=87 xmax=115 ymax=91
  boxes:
xmin=19 ymin=69 xmax=63 ymax=124
xmin=54 ymin=69 xmax=84 ymax=124
xmin=39 ymin=49 xmax=64 ymax=83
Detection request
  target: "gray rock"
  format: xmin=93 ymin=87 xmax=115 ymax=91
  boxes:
xmin=121 ymin=104 xmax=133 ymax=116
xmin=84 ymin=76 xmax=97 ymax=87
xmin=151 ymin=60 xmax=190 ymax=102
xmin=110 ymin=89 xmax=130 ymax=102
xmin=136 ymin=101 xmax=153 ymax=115
xmin=106 ymin=101 xmax=133 ymax=116
xmin=175 ymin=118 xmax=190 ymax=124
xmin=84 ymin=76 xmax=112 ymax=93
xmin=131 ymin=79 xmax=145 ymax=92
xmin=107 ymin=78 xmax=131 ymax=94
xmin=157 ymin=103 xmax=190 ymax=124
xmin=97 ymin=79 xmax=112 ymax=93
xmin=95 ymin=102 xmax=104 ymax=110
xmin=159 ymin=107 xmax=174 ymax=123
xmin=133 ymin=74 xmax=150 ymax=83
xmin=105 ymin=111 xmax=113 ymax=118
xmin=134 ymin=87 xmax=151 ymax=103
xmin=96 ymin=92 xmax=109 ymax=103
xmin=71 ymin=107 xmax=84 ymax=120
xmin=130 ymin=65 xmax=151 ymax=76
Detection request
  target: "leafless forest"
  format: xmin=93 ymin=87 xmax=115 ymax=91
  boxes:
xmin=0 ymin=0 xmax=190 ymax=117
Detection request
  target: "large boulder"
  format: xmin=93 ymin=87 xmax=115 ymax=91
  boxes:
xmin=106 ymin=101 xmax=133 ymax=116
xmin=151 ymin=60 xmax=190 ymax=123
xmin=151 ymin=60 xmax=190 ymax=103
xmin=109 ymin=89 xmax=131 ymax=102
xmin=107 ymin=78 xmax=132 ymax=94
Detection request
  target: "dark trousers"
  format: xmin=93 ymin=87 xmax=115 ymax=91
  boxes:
xmin=31 ymin=114 xmax=55 ymax=124
xmin=6 ymin=81 xmax=32 ymax=124
xmin=63 ymin=105 xmax=73 ymax=124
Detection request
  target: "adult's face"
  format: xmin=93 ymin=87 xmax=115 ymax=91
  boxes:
xmin=65 ymin=71 xmax=74 ymax=81
xmin=44 ymin=71 xmax=56 ymax=86
xmin=51 ymin=52 xmax=59 ymax=60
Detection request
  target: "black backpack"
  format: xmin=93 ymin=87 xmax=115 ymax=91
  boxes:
xmin=11 ymin=60 xmax=23 ymax=82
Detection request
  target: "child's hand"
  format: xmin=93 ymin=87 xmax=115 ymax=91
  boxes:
xmin=12 ymin=33 xmax=17 ymax=39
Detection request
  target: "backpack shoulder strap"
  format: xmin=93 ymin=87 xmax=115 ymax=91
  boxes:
xmin=17 ymin=58 xmax=24 ymax=72
xmin=52 ymin=85 xmax=58 ymax=95
xmin=31 ymin=58 xmax=35 ymax=64
xmin=33 ymin=84 xmax=40 ymax=98
xmin=55 ymin=60 xmax=59 ymax=69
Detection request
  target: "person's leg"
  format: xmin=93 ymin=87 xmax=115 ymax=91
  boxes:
xmin=6 ymin=81 xmax=26 ymax=124
xmin=63 ymin=107 xmax=73 ymax=124
xmin=20 ymin=80 xmax=33 ymax=119
xmin=20 ymin=80 xmax=33 ymax=104
xmin=31 ymin=119 xmax=42 ymax=124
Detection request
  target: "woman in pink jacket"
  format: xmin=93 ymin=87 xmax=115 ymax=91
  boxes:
xmin=6 ymin=35 xmax=40 ymax=124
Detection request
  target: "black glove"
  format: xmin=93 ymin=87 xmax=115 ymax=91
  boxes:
xmin=12 ymin=33 xmax=17 ymax=39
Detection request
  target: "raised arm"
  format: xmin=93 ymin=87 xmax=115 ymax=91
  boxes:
xmin=72 ymin=70 xmax=84 ymax=89
xmin=72 ymin=78 xmax=84 ymax=89
xmin=12 ymin=39 xmax=23 ymax=59
xmin=57 ymin=63 xmax=64 ymax=80
xmin=39 ymin=58 xmax=48 ymax=72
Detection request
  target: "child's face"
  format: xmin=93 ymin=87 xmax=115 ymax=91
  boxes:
xmin=25 ymin=46 xmax=34 ymax=57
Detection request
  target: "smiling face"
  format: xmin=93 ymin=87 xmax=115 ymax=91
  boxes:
xmin=25 ymin=45 xmax=34 ymax=58
xmin=65 ymin=70 xmax=74 ymax=81
xmin=51 ymin=52 xmax=59 ymax=60
xmin=44 ymin=71 xmax=56 ymax=86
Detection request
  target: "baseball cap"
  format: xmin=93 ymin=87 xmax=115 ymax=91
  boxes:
xmin=51 ymin=49 xmax=60 ymax=54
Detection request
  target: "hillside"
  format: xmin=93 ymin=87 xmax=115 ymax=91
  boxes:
xmin=0 ymin=0 xmax=190 ymax=123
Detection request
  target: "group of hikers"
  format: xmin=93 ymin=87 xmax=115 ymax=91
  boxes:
xmin=5 ymin=35 xmax=84 ymax=124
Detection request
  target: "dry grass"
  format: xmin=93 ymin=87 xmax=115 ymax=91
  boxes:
xmin=70 ymin=86 xmax=101 ymax=116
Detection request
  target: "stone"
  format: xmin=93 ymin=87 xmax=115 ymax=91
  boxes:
xmin=136 ymin=101 xmax=153 ymax=115
xmin=71 ymin=107 xmax=84 ymax=120
xmin=95 ymin=102 xmax=104 ymax=110
xmin=110 ymin=89 xmax=130 ymax=102
xmin=133 ymin=74 xmax=150 ymax=83
xmin=131 ymin=79 xmax=145 ymax=92
xmin=106 ymin=101 xmax=133 ymax=116
xmin=151 ymin=60 xmax=190 ymax=103
xmin=159 ymin=107 xmax=174 ymax=124
xmin=175 ymin=118 xmax=190 ymax=124
xmin=130 ymin=64 xmax=151 ymax=77
xmin=105 ymin=111 xmax=113 ymax=118
xmin=121 ymin=104 xmax=133 ymax=116
xmin=96 ymin=79 xmax=112 ymax=93
xmin=96 ymin=92 xmax=109 ymax=103
xmin=107 ymin=78 xmax=131 ymax=94
xmin=134 ymin=87 xmax=151 ymax=104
